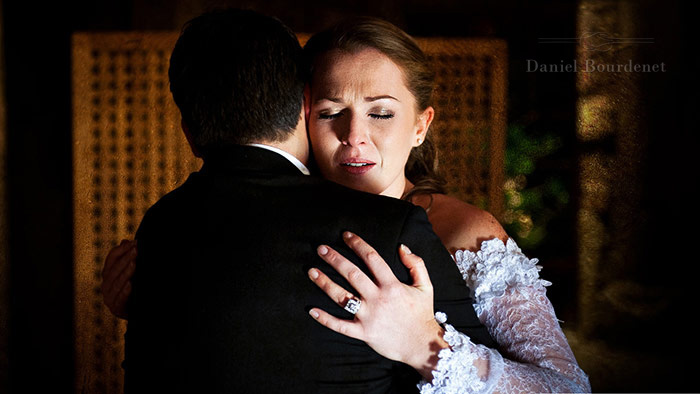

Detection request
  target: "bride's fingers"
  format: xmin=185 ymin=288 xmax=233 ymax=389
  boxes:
xmin=111 ymin=258 xmax=136 ymax=302
xmin=317 ymin=245 xmax=378 ymax=298
xmin=103 ymin=245 xmax=137 ymax=300
xmin=110 ymin=281 xmax=132 ymax=319
xmin=308 ymin=308 xmax=364 ymax=341
xmin=342 ymin=232 xmax=396 ymax=285
xmin=398 ymin=244 xmax=433 ymax=290
xmin=103 ymin=240 xmax=135 ymax=283
xmin=308 ymin=268 xmax=357 ymax=309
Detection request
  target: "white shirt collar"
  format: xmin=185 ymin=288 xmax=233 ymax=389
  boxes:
xmin=246 ymin=143 xmax=311 ymax=176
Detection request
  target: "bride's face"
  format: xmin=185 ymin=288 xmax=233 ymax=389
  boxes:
xmin=308 ymin=48 xmax=433 ymax=198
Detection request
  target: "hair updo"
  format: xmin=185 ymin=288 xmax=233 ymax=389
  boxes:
xmin=303 ymin=17 xmax=447 ymax=201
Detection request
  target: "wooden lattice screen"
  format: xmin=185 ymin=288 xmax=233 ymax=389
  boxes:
xmin=417 ymin=38 xmax=507 ymax=213
xmin=72 ymin=32 xmax=506 ymax=394
xmin=72 ymin=32 xmax=201 ymax=394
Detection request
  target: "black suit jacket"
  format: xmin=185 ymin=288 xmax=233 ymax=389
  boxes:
xmin=124 ymin=145 xmax=496 ymax=394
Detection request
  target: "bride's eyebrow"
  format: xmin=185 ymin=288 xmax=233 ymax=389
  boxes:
xmin=314 ymin=97 xmax=343 ymax=104
xmin=365 ymin=95 xmax=399 ymax=102
xmin=313 ymin=95 xmax=399 ymax=104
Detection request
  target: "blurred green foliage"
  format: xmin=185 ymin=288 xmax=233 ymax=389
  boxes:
xmin=503 ymin=124 xmax=569 ymax=249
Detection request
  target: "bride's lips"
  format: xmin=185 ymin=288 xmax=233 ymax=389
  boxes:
xmin=339 ymin=158 xmax=376 ymax=175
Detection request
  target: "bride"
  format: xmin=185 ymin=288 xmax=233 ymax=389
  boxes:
xmin=103 ymin=17 xmax=590 ymax=393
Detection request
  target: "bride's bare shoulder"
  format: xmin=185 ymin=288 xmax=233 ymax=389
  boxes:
xmin=415 ymin=194 xmax=508 ymax=253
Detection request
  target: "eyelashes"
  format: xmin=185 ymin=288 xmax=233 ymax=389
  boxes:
xmin=369 ymin=114 xmax=394 ymax=120
xmin=318 ymin=113 xmax=342 ymax=120
xmin=317 ymin=112 xmax=394 ymax=120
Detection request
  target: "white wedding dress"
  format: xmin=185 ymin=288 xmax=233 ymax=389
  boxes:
xmin=418 ymin=238 xmax=591 ymax=393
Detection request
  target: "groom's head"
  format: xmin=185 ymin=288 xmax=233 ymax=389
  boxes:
xmin=169 ymin=9 xmax=305 ymax=158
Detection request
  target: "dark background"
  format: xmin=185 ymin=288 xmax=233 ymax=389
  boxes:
xmin=2 ymin=0 xmax=696 ymax=393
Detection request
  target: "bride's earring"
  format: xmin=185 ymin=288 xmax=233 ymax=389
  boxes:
xmin=416 ymin=137 xmax=423 ymax=146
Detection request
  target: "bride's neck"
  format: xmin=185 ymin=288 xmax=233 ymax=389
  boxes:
xmin=380 ymin=177 xmax=435 ymax=214
xmin=379 ymin=177 xmax=413 ymax=200
xmin=403 ymin=179 xmax=415 ymax=199
xmin=402 ymin=180 xmax=436 ymax=212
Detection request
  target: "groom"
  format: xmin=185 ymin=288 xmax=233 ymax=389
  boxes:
xmin=124 ymin=9 xmax=495 ymax=393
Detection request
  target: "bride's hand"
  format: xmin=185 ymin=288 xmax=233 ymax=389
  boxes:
xmin=102 ymin=239 xmax=137 ymax=319
xmin=308 ymin=231 xmax=448 ymax=380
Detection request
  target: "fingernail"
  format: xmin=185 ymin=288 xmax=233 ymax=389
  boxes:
xmin=308 ymin=268 xmax=319 ymax=279
xmin=318 ymin=245 xmax=328 ymax=255
xmin=343 ymin=231 xmax=353 ymax=239
xmin=309 ymin=309 xmax=320 ymax=319
xmin=401 ymin=244 xmax=412 ymax=255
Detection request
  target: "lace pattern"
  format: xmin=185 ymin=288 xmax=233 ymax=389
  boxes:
xmin=418 ymin=238 xmax=590 ymax=393
xmin=417 ymin=324 xmax=504 ymax=394
xmin=453 ymin=238 xmax=551 ymax=307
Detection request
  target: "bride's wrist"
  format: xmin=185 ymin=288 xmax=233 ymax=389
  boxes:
xmin=405 ymin=319 xmax=450 ymax=381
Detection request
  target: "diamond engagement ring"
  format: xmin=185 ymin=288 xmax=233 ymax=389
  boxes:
xmin=344 ymin=298 xmax=362 ymax=315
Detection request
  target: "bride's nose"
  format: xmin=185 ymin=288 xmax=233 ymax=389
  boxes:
xmin=341 ymin=115 xmax=368 ymax=146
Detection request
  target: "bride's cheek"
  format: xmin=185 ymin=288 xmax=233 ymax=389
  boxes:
xmin=314 ymin=145 xmax=334 ymax=173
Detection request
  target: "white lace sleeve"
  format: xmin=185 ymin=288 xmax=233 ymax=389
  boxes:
xmin=418 ymin=238 xmax=591 ymax=393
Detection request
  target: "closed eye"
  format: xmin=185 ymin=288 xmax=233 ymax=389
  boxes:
xmin=318 ymin=111 xmax=343 ymax=120
xmin=369 ymin=114 xmax=394 ymax=120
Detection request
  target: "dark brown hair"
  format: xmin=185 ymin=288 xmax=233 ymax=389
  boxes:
xmin=303 ymin=17 xmax=447 ymax=202
xmin=169 ymin=9 xmax=305 ymax=157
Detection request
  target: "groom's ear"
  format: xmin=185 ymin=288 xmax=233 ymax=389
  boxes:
xmin=303 ymin=84 xmax=311 ymax=127
xmin=181 ymin=119 xmax=202 ymax=158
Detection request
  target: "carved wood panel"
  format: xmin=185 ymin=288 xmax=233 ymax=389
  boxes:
xmin=417 ymin=38 xmax=507 ymax=215
xmin=72 ymin=32 xmax=201 ymax=394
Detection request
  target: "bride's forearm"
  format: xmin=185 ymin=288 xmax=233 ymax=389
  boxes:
xmin=406 ymin=320 xmax=492 ymax=383
xmin=403 ymin=321 xmax=450 ymax=381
